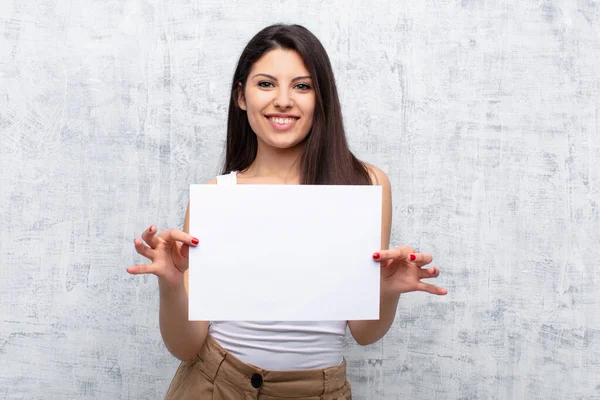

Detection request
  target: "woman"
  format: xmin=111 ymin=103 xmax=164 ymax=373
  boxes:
xmin=128 ymin=23 xmax=447 ymax=399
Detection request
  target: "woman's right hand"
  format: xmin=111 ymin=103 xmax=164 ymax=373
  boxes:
xmin=127 ymin=225 xmax=199 ymax=288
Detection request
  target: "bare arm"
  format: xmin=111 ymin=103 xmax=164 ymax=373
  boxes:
xmin=158 ymin=200 xmax=210 ymax=361
xmin=347 ymin=165 xmax=396 ymax=345
xmin=347 ymin=165 xmax=447 ymax=345
xmin=129 ymin=180 xmax=216 ymax=360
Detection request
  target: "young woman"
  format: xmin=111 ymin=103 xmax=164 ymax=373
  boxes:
xmin=128 ymin=24 xmax=447 ymax=399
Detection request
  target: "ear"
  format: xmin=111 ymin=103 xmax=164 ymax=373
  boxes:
xmin=237 ymin=82 xmax=247 ymax=110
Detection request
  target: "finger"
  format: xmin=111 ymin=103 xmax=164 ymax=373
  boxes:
xmin=134 ymin=238 xmax=155 ymax=260
xmin=416 ymin=281 xmax=448 ymax=295
xmin=179 ymin=242 xmax=190 ymax=259
xmin=126 ymin=263 xmax=157 ymax=275
xmin=171 ymin=242 xmax=190 ymax=273
xmin=142 ymin=225 xmax=160 ymax=249
xmin=373 ymin=245 xmax=415 ymax=262
xmin=410 ymin=252 xmax=433 ymax=266
xmin=158 ymin=229 xmax=199 ymax=247
xmin=418 ymin=266 xmax=440 ymax=279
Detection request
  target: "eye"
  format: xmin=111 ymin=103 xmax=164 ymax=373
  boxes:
xmin=258 ymin=81 xmax=274 ymax=88
xmin=295 ymin=83 xmax=311 ymax=91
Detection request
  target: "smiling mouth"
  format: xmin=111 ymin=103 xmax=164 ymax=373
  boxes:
xmin=267 ymin=116 xmax=299 ymax=125
xmin=265 ymin=116 xmax=299 ymax=131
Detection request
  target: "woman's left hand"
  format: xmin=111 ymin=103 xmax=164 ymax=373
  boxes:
xmin=373 ymin=246 xmax=448 ymax=297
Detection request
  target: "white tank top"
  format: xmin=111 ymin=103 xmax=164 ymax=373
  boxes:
xmin=208 ymin=171 xmax=347 ymax=370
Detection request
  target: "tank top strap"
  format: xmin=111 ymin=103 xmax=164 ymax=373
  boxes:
xmin=216 ymin=171 xmax=238 ymax=185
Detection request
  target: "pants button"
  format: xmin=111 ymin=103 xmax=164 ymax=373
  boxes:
xmin=251 ymin=373 xmax=263 ymax=388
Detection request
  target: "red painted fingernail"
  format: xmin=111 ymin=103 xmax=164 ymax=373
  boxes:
xmin=191 ymin=238 xmax=199 ymax=245
xmin=148 ymin=225 xmax=154 ymax=233
xmin=410 ymin=254 xmax=416 ymax=261
xmin=373 ymin=253 xmax=380 ymax=260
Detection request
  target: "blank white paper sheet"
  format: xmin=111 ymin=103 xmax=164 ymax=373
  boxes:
xmin=188 ymin=184 xmax=382 ymax=321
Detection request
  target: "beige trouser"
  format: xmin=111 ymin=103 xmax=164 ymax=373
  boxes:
xmin=165 ymin=334 xmax=352 ymax=399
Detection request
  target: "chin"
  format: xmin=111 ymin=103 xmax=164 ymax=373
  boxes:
xmin=262 ymin=134 xmax=307 ymax=150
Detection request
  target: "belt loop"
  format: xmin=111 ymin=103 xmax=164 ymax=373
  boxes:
xmin=213 ymin=352 xmax=226 ymax=381
xmin=198 ymin=336 xmax=226 ymax=382
xmin=321 ymin=369 xmax=328 ymax=399
xmin=330 ymin=366 xmax=338 ymax=397
xmin=323 ymin=367 xmax=335 ymax=400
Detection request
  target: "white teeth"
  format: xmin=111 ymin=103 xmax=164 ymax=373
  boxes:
xmin=269 ymin=117 xmax=297 ymax=125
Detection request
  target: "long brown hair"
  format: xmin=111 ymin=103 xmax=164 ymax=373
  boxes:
xmin=222 ymin=24 xmax=371 ymax=185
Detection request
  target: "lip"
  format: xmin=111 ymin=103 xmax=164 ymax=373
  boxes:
xmin=265 ymin=113 xmax=300 ymax=118
xmin=265 ymin=114 xmax=299 ymax=131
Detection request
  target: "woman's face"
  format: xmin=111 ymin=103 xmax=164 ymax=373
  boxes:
xmin=238 ymin=48 xmax=316 ymax=151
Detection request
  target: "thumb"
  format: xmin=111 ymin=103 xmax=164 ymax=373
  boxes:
xmin=374 ymin=246 xmax=416 ymax=262
xmin=374 ymin=247 xmax=405 ymax=262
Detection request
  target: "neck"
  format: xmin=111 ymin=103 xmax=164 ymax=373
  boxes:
xmin=245 ymin=141 xmax=304 ymax=183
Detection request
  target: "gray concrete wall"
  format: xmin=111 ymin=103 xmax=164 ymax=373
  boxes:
xmin=1 ymin=1 xmax=599 ymax=399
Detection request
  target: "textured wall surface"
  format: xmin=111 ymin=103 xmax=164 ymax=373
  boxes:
xmin=1 ymin=1 xmax=599 ymax=399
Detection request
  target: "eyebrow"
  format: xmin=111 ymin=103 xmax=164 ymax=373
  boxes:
xmin=251 ymin=73 xmax=312 ymax=82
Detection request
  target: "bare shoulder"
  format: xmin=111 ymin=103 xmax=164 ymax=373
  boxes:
xmin=363 ymin=163 xmax=392 ymax=248
xmin=363 ymin=163 xmax=391 ymax=188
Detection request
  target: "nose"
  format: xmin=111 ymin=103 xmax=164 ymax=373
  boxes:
xmin=274 ymin=87 xmax=293 ymax=110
